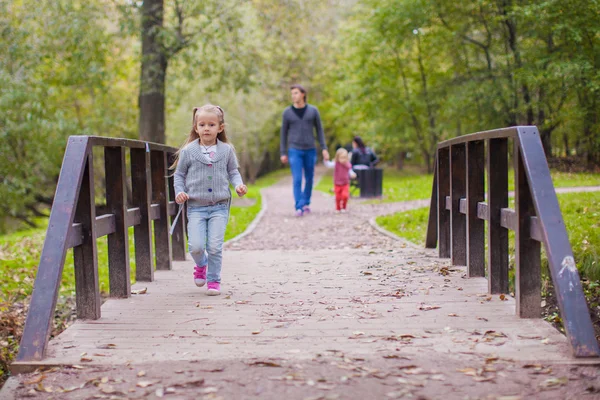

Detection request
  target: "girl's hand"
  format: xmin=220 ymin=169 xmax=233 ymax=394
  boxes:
xmin=235 ymin=184 xmax=248 ymax=197
xmin=175 ymin=192 xmax=189 ymax=204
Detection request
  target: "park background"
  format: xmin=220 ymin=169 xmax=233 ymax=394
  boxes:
xmin=1 ymin=0 xmax=599 ymax=386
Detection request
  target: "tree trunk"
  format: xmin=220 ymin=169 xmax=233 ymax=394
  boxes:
xmin=563 ymin=133 xmax=569 ymax=157
xmin=395 ymin=151 xmax=406 ymax=170
xmin=139 ymin=0 xmax=167 ymax=144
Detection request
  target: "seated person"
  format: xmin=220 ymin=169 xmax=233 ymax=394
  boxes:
xmin=350 ymin=136 xmax=379 ymax=169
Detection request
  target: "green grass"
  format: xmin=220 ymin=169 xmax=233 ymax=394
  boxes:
xmin=316 ymin=167 xmax=600 ymax=203
xmin=376 ymin=191 xmax=600 ymax=280
xmin=225 ymin=169 xmax=288 ymax=241
xmin=316 ymin=167 xmax=433 ymax=202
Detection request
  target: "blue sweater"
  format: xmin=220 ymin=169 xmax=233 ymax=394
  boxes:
xmin=280 ymin=104 xmax=326 ymax=156
xmin=174 ymin=140 xmax=244 ymax=207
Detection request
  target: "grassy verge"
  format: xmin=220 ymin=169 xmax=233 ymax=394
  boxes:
xmin=0 ymin=168 xmax=287 ymax=386
xmin=226 ymin=169 xmax=288 ymax=241
xmin=316 ymin=166 xmax=600 ymax=203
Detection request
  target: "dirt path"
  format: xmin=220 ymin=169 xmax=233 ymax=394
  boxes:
xmin=4 ymin=173 xmax=600 ymax=400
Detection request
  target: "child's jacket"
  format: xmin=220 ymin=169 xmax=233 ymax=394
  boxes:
xmin=325 ymin=160 xmax=353 ymax=186
xmin=174 ymin=139 xmax=243 ymax=207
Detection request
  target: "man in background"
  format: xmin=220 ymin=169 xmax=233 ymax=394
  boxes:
xmin=280 ymin=84 xmax=329 ymax=217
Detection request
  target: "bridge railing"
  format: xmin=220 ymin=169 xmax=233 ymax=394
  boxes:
xmin=16 ymin=136 xmax=186 ymax=362
xmin=425 ymin=126 xmax=599 ymax=358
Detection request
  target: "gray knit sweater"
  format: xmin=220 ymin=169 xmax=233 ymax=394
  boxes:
xmin=280 ymin=104 xmax=326 ymax=156
xmin=174 ymin=140 xmax=244 ymax=207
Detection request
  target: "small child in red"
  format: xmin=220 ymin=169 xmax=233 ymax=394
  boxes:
xmin=324 ymin=148 xmax=356 ymax=213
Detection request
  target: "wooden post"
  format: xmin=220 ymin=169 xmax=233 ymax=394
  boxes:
xmin=437 ymin=148 xmax=450 ymax=258
xmin=518 ymin=126 xmax=599 ymax=356
xmin=450 ymin=144 xmax=466 ymax=266
xmin=487 ymin=138 xmax=509 ymax=294
xmin=466 ymin=140 xmax=485 ymax=277
xmin=16 ymin=137 xmax=90 ymax=361
xmin=131 ymin=147 xmax=154 ymax=281
xmin=105 ymin=146 xmax=131 ymax=298
xmin=514 ymin=141 xmax=541 ymax=317
xmin=425 ymin=157 xmax=438 ymax=249
xmin=73 ymin=152 xmax=101 ymax=319
xmin=151 ymin=150 xmax=172 ymax=270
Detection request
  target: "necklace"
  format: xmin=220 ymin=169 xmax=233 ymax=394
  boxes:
xmin=200 ymin=141 xmax=216 ymax=159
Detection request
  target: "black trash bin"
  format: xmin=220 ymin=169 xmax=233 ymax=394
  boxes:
xmin=355 ymin=168 xmax=383 ymax=198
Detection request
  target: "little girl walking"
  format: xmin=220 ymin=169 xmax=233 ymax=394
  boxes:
xmin=324 ymin=148 xmax=355 ymax=213
xmin=173 ymin=104 xmax=247 ymax=295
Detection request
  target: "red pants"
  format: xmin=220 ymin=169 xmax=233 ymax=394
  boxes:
xmin=334 ymin=184 xmax=349 ymax=210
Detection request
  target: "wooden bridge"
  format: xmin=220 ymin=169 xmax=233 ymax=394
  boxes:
xmin=6 ymin=127 xmax=600 ymax=398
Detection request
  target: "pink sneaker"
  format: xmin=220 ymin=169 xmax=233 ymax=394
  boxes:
xmin=194 ymin=265 xmax=207 ymax=287
xmin=207 ymin=282 xmax=221 ymax=296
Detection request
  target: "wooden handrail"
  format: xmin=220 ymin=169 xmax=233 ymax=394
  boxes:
xmin=425 ymin=126 xmax=600 ymax=358
xmin=16 ymin=136 xmax=185 ymax=362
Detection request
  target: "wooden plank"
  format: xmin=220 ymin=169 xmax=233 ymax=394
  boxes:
xmin=459 ymin=198 xmax=466 ymax=214
xmin=95 ymin=214 xmax=116 ymax=238
xmin=16 ymin=137 xmax=91 ymax=362
xmin=149 ymin=203 xmax=160 ymax=220
xmin=127 ymin=208 xmax=141 ymax=227
xmin=24 ymin=249 xmax=574 ymax=368
xmin=529 ymin=217 xmax=543 ymax=242
xmin=105 ymin=146 xmax=131 ymax=298
xmin=450 ymin=144 xmax=466 ymax=266
xmin=67 ymin=223 xmax=83 ymax=249
xmin=477 ymin=202 xmax=488 ymax=220
xmin=168 ymin=201 xmax=176 ymax=216
xmin=487 ymin=138 xmax=509 ymax=294
xmin=466 ymin=140 xmax=485 ymax=277
xmin=87 ymin=135 xmax=177 ymax=153
xmin=131 ymin=148 xmax=154 ymax=282
xmin=425 ymin=157 xmax=438 ymax=249
xmin=500 ymin=208 xmax=516 ymax=231
xmin=151 ymin=150 xmax=172 ymax=270
xmin=438 ymin=127 xmax=518 ymax=149
xmin=437 ymin=148 xmax=450 ymax=258
xmin=517 ymin=127 xmax=599 ymax=357
xmin=73 ymin=152 xmax=101 ymax=320
xmin=514 ymin=142 xmax=541 ymax=318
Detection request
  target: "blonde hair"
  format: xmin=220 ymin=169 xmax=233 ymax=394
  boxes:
xmin=170 ymin=104 xmax=230 ymax=169
xmin=335 ymin=148 xmax=349 ymax=163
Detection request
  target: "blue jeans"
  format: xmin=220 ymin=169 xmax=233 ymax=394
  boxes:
xmin=187 ymin=203 xmax=229 ymax=283
xmin=288 ymin=148 xmax=317 ymax=210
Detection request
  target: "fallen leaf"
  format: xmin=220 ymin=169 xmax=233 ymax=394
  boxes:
xmin=540 ymin=377 xmax=568 ymax=389
xmin=248 ymin=361 xmax=282 ymax=367
xmin=96 ymin=343 xmax=117 ymax=349
xmin=131 ymin=287 xmax=147 ymax=295
xmin=418 ymin=304 xmax=441 ymax=311
xmin=448 ymin=313 xmax=459 ymax=317
xmin=24 ymin=375 xmax=46 ymax=385
xmin=99 ymin=384 xmax=116 ymax=394
xmin=137 ymin=371 xmax=146 ymax=377
xmin=499 ymin=294 xmax=507 ymax=301
xmin=137 ymin=380 xmax=159 ymax=388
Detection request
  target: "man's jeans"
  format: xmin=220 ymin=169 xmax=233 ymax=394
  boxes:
xmin=187 ymin=203 xmax=229 ymax=283
xmin=288 ymin=148 xmax=317 ymax=211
